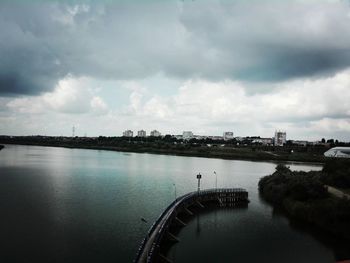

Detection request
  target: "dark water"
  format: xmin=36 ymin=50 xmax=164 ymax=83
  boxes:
xmin=0 ymin=144 xmax=348 ymax=262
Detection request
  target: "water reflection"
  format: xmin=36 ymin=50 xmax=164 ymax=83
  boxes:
xmin=0 ymin=144 xmax=347 ymax=263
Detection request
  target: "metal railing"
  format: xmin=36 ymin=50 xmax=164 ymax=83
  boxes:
xmin=134 ymin=188 xmax=248 ymax=263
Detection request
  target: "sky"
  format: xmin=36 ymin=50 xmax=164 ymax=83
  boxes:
xmin=0 ymin=0 xmax=350 ymax=141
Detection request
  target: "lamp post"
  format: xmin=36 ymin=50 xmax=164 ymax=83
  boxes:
xmin=196 ymin=173 xmax=202 ymax=192
xmin=173 ymin=183 xmax=177 ymax=201
xmin=214 ymin=171 xmax=217 ymax=189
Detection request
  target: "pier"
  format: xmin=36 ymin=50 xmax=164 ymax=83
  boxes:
xmin=134 ymin=188 xmax=249 ymax=263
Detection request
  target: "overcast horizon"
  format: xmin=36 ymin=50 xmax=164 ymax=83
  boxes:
xmin=1 ymin=0 xmax=350 ymax=141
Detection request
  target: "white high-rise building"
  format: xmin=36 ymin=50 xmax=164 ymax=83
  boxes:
xmin=123 ymin=130 xmax=133 ymax=137
xmin=274 ymin=131 xmax=286 ymax=146
xmin=223 ymin=132 xmax=234 ymax=141
xmin=183 ymin=131 xmax=193 ymax=140
xmin=150 ymin=130 xmax=161 ymax=137
xmin=137 ymin=130 xmax=146 ymax=137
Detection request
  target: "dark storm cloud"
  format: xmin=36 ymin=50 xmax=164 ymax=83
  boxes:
xmin=233 ymin=47 xmax=350 ymax=81
xmin=0 ymin=3 xmax=73 ymax=95
xmin=1 ymin=0 xmax=350 ymax=95
xmin=177 ymin=1 xmax=350 ymax=81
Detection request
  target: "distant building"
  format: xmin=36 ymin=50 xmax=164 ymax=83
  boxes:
xmin=137 ymin=130 xmax=146 ymax=137
xmin=123 ymin=130 xmax=133 ymax=137
xmin=150 ymin=130 xmax=161 ymax=137
xmin=261 ymin=138 xmax=273 ymax=145
xmin=208 ymin=136 xmax=224 ymax=141
xmin=252 ymin=137 xmax=273 ymax=145
xmin=291 ymin=140 xmax=308 ymax=146
xmin=223 ymin=132 xmax=234 ymax=141
xmin=183 ymin=131 xmax=194 ymax=140
xmin=274 ymin=131 xmax=286 ymax=146
xmin=174 ymin=135 xmax=183 ymax=140
xmin=193 ymin=135 xmax=207 ymax=140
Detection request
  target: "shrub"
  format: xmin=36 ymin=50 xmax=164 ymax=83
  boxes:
xmin=259 ymin=163 xmax=350 ymax=239
xmin=321 ymin=159 xmax=350 ymax=188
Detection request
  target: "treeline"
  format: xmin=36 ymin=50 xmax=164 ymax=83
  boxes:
xmin=0 ymin=135 xmax=331 ymax=153
xmin=0 ymin=135 xmax=330 ymax=162
xmin=321 ymin=159 xmax=350 ymax=188
xmin=0 ymin=135 xmax=328 ymax=162
xmin=259 ymin=160 xmax=350 ymax=239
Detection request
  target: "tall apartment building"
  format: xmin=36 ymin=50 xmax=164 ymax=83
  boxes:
xmin=274 ymin=131 xmax=286 ymax=146
xmin=137 ymin=130 xmax=146 ymax=137
xmin=223 ymin=132 xmax=234 ymax=140
xmin=182 ymin=131 xmax=194 ymax=140
xmin=150 ymin=130 xmax=161 ymax=137
xmin=123 ymin=130 xmax=133 ymax=137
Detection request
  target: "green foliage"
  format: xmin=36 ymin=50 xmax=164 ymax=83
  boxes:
xmin=259 ymin=163 xmax=350 ymax=239
xmin=259 ymin=165 xmax=327 ymax=204
xmin=321 ymin=159 xmax=350 ymax=188
xmin=275 ymin=164 xmax=291 ymax=173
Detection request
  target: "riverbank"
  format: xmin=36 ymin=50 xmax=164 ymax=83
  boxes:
xmin=0 ymin=145 xmax=4 ymax=150
xmin=0 ymin=138 xmax=326 ymax=163
xmin=259 ymin=161 xmax=350 ymax=240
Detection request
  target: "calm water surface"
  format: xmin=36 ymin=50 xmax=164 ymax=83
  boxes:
xmin=0 ymin=144 xmax=349 ymax=262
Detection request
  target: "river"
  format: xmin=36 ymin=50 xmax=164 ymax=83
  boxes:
xmin=0 ymin=144 xmax=348 ymax=262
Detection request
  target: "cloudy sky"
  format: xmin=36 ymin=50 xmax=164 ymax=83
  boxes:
xmin=1 ymin=0 xmax=350 ymax=140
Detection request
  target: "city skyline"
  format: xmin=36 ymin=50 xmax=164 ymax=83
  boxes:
xmin=1 ymin=1 xmax=350 ymax=140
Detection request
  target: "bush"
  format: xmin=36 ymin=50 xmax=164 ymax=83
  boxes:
xmin=259 ymin=165 xmax=327 ymax=203
xmin=259 ymin=163 xmax=350 ymax=239
xmin=321 ymin=159 xmax=350 ymax=188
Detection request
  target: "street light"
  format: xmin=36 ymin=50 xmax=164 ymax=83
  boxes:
xmin=196 ymin=173 xmax=202 ymax=192
xmin=173 ymin=183 xmax=177 ymax=200
xmin=214 ymin=171 xmax=217 ymax=189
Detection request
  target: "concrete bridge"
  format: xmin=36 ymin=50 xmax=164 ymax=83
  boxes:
xmin=134 ymin=188 xmax=249 ymax=263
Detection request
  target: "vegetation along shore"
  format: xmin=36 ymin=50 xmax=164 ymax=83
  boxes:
xmin=0 ymin=135 xmax=335 ymax=163
xmin=259 ymin=160 xmax=350 ymax=240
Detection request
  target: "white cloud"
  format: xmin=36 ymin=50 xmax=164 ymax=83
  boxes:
xmin=117 ymin=68 xmax=350 ymax=139
xmin=4 ymin=0 xmax=350 ymax=96
xmin=6 ymin=97 xmax=44 ymax=114
xmin=43 ymin=77 xmax=92 ymax=113
xmin=129 ymin=91 xmax=143 ymax=113
xmin=90 ymin=96 xmax=108 ymax=115
xmin=6 ymin=76 xmax=109 ymax=116
xmin=2 ymin=66 xmax=350 ymax=140
xmin=2 ymin=1 xmax=350 ymax=140
xmin=143 ymin=96 xmax=173 ymax=119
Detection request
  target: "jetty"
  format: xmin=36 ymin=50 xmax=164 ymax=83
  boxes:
xmin=134 ymin=188 xmax=249 ymax=263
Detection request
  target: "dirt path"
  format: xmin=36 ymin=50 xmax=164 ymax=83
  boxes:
xmin=326 ymin=185 xmax=350 ymax=200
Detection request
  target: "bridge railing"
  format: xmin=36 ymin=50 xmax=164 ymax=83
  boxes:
xmin=134 ymin=192 xmax=193 ymax=262
xmin=135 ymin=188 xmax=248 ymax=263
xmin=134 ymin=199 xmax=176 ymax=261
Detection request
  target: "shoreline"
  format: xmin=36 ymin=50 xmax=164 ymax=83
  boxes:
xmin=0 ymin=142 xmax=325 ymax=165
xmin=259 ymin=164 xmax=350 ymax=241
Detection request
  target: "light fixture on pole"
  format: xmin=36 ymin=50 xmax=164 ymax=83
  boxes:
xmin=173 ymin=183 xmax=177 ymax=201
xmin=214 ymin=171 xmax=217 ymax=189
xmin=196 ymin=173 xmax=202 ymax=192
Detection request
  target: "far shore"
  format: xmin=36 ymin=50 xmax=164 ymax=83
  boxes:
xmin=0 ymin=141 xmax=326 ymax=164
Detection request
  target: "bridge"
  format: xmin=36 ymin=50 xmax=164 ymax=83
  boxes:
xmin=134 ymin=188 xmax=249 ymax=263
